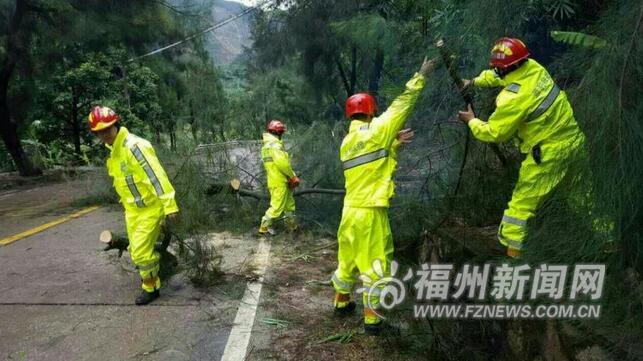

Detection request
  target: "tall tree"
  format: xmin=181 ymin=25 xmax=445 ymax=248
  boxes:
xmin=1 ymin=0 xmax=205 ymax=172
xmin=0 ymin=0 xmax=44 ymax=176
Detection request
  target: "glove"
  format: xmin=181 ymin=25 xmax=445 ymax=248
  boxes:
xmin=288 ymin=176 xmax=300 ymax=189
xmin=461 ymin=79 xmax=473 ymax=90
xmin=419 ymin=57 xmax=438 ymax=77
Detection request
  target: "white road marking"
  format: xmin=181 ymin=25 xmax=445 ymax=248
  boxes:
xmin=220 ymin=238 xmax=271 ymax=361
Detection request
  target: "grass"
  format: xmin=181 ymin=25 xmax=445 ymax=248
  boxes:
xmin=315 ymin=331 xmax=356 ymax=344
xmin=260 ymin=318 xmax=291 ymax=328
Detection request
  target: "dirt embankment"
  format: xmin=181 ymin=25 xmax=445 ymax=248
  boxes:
xmin=246 ymin=233 xmax=420 ymax=361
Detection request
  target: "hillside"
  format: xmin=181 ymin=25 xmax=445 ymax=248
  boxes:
xmin=206 ymin=0 xmax=253 ymax=65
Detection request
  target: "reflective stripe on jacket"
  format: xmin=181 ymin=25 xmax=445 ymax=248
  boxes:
xmin=341 ymin=72 xmax=425 ymax=208
xmin=468 ymin=59 xmax=583 ymax=153
xmin=261 ymin=132 xmax=295 ymax=189
xmin=106 ymin=127 xmax=178 ymax=215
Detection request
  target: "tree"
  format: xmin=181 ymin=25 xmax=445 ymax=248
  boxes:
xmin=1 ymin=0 xmax=204 ymax=172
xmin=0 ymin=0 xmax=47 ymax=176
xmin=36 ymin=49 xmax=161 ymax=159
xmin=50 ymin=52 xmax=112 ymax=157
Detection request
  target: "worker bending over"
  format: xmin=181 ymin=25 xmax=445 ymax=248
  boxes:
xmin=89 ymin=106 xmax=178 ymax=305
xmin=458 ymin=38 xmax=590 ymax=258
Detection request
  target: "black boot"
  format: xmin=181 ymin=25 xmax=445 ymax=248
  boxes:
xmin=334 ymin=301 xmax=356 ymax=316
xmin=364 ymin=321 xmax=400 ymax=337
xmin=135 ymin=290 xmax=160 ymax=305
xmin=364 ymin=321 xmax=382 ymax=336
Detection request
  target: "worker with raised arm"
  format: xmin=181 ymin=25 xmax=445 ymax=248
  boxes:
xmin=331 ymin=57 xmax=437 ymax=336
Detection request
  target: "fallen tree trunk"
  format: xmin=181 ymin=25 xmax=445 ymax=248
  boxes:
xmin=206 ymin=179 xmax=345 ymax=200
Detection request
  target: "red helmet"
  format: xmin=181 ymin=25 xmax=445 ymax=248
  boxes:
xmin=345 ymin=93 xmax=377 ymax=119
xmin=489 ymin=37 xmax=530 ymax=70
xmin=267 ymin=120 xmax=286 ymax=135
xmin=88 ymin=106 xmax=120 ymax=132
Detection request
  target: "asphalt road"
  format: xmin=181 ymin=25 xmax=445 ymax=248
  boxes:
xmin=0 ymin=181 xmax=242 ymax=361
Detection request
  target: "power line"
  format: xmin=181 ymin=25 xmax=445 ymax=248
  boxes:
xmin=129 ymin=0 xmax=274 ymax=62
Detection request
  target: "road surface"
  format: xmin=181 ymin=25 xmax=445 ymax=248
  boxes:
xmin=0 ymin=180 xmax=254 ymax=361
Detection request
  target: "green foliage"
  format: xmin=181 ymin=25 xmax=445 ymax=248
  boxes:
xmin=544 ymin=0 xmax=577 ymax=20
xmin=71 ymin=170 xmax=119 ymax=207
xmin=242 ymin=0 xmax=643 ymax=358
xmin=0 ymin=141 xmax=15 ymax=172
xmin=527 ymin=1 xmax=643 ymax=349
xmin=181 ymin=64 xmax=228 ymax=142
xmin=550 ymin=30 xmax=607 ymax=48
xmin=2 ymin=0 xmax=641 ymax=357
xmin=27 ymin=48 xmax=162 ymax=161
xmin=1 ymin=0 xmax=227 ymax=170
xmin=331 ymin=14 xmax=394 ymax=50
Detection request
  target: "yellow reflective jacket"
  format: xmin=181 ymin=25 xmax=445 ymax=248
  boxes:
xmin=106 ymin=127 xmax=178 ymax=215
xmin=261 ymin=132 xmax=296 ymax=189
xmin=340 ymin=73 xmax=426 ymax=208
xmin=469 ymin=59 xmax=583 ymax=153
xmin=473 ymin=69 xmax=507 ymax=88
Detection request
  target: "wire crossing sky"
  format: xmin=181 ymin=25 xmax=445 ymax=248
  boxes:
xmin=128 ymin=0 xmax=274 ymax=62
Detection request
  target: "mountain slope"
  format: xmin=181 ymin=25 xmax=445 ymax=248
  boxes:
xmin=206 ymin=0 xmax=253 ymax=65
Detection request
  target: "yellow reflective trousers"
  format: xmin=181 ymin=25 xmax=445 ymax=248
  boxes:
xmin=106 ymin=127 xmax=178 ymax=292
xmin=332 ymin=207 xmax=393 ymax=323
xmin=260 ymin=132 xmax=297 ymax=228
xmin=262 ymin=186 xmax=296 ymax=228
xmin=125 ymin=205 xmax=164 ymax=292
xmin=499 ymin=134 xmax=585 ymax=250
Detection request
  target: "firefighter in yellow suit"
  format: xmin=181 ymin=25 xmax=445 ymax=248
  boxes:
xmin=458 ymin=38 xmax=588 ymax=258
xmin=89 ymin=106 xmax=179 ymax=305
xmin=259 ymin=120 xmax=300 ymax=235
xmin=332 ymin=57 xmax=437 ymax=335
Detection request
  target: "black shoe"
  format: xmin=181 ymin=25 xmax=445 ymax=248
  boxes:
xmin=364 ymin=321 xmax=400 ymax=337
xmin=135 ymin=290 xmax=159 ymax=305
xmin=334 ymin=301 xmax=356 ymax=316
xmin=364 ymin=321 xmax=382 ymax=336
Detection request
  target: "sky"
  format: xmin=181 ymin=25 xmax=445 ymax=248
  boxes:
xmin=229 ymin=0 xmax=289 ymax=10
xmin=231 ymin=0 xmax=260 ymax=5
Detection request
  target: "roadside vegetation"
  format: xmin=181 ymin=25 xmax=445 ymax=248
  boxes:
xmin=1 ymin=0 xmax=641 ymax=359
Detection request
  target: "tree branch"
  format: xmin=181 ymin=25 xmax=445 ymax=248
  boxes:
xmin=146 ymin=0 xmax=202 ymax=17
xmin=206 ymin=181 xmax=345 ymax=200
xmin=336 ymin=57 xmax=351 ymax=97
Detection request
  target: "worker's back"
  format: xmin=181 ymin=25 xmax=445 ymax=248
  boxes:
xmin=340 ymin=73 xmax=426 ymax=208
xmin=498 ymin=59 xmax=584 ymax=153
xmin=261 ymin=132 xmax=293 ymax=189
xmin=340 ymin=120 xmax=397 ymax=208
xmin=107 ymin=127 xmax=176 ymax=213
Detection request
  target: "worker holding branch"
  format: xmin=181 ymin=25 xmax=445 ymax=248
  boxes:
xmin=457 ymin=38 xmax=595 ymax=258
xmin=89 ymin=106 xmax=179 ymax=305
